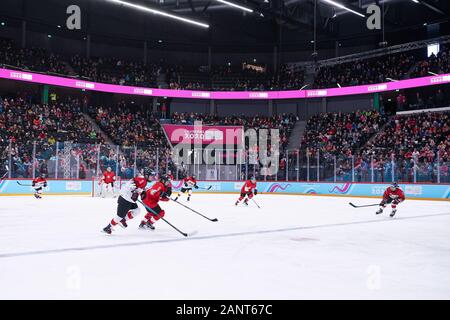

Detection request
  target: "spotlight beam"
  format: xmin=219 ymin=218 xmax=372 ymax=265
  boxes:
xmin=103 ymin=0 xmax=210 ymax=28
xmin=320 ymin=0 xmax=366 ymax=18
xmin=215 ymin=0 xmax=253 ymax=12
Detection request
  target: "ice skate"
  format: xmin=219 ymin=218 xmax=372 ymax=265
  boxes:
xmin=139 ymin=221 xmax=155 ymax=230
xmin=118 ymin=218 xmax=128 ymax=228
xmin=102 ymin=225 xmax=112 ymax=234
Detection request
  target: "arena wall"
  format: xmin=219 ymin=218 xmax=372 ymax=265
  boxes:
xmin=1 ymin=179 xmax=448 ymax=200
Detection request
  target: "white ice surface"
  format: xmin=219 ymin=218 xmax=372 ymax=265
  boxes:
xmin=0 ymin=194 xmax=449 ymax=299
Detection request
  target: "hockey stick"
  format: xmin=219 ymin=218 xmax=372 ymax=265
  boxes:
xmin=0 ymin=165 xmax=8 ymax=180
xmin=170 ymin=198 xmax=218 ymax=222
xmin=196 ymin=185 xmax=212 ymax=190
xmin=0 ymin=171 xmax=7 ymax=180
xmin=251 ymin=198 xmax=261 ymax=209
xmin=349 ymin=202 xmax=379 ymax=208
xmin=16 ymin=181 xmax=33 ymax=187
xmin=137 ymin=199 xmax=189 ymax=237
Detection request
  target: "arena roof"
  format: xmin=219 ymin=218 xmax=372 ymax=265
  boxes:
xmin=0 ymin=0 xmax=449 ymax=54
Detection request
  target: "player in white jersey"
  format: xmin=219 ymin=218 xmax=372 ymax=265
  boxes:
xmin=102 ymin=172 xmax=150 ymax=234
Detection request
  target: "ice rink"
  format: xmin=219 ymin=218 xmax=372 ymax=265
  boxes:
xmin=0 ymin=193 xmax=449 ymax=299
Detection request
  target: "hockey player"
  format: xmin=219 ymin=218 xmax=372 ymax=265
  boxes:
xmin=32 ymin=174 xmax=47 ymax=199
xmin=235 ymin=176 xmax=257 ymax=206
xmin=167 ymin=170 xmax=174 ymax=181
xmin=174 ymin=174 xmax=198 ymax=201
xmin=102 ymin=171 xmax=150 ymax=234
xmin=139 ymin=175 xmax=172 ymax=230
xmin=101 ymin=167 xmax=116 ymax=197
xmin=376 ymin=182 xmax=405 ymax=217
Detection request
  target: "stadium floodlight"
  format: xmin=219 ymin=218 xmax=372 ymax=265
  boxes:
xmin=337 ymin=83 xmax=341 ymax=88
xmin=103 ymin=0 xmax=209 ymax=28
xmin=428 ymin=71 xmax=438 ymax=76
xmin=300 ymin=84 xmax=309 ymax=90
xmin=215 ymin=0 xmax=254 ymax=13
xmin=386 ymin=77 xmax=399 ymax=82
xmin=411 ymin=0 xmax=419 ymax=3
xmin=320 ymin=0 xmax=365 ymax=18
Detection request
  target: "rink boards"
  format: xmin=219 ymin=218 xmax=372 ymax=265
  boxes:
xmin=1 ymin=179 xmax=449 ymax=200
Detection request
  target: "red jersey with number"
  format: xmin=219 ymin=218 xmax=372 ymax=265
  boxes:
xmin=241 ymin=180 xmax=257 ymax=193
xmin=183 ymin=177 xmax=197 ymax=188
xmin=32 ymin=177 xmax=47 ymax=187
xmin=383 ymin=187 xmax=405 ymax=201
xmin=143 ymin=181 xmax=169 ymax=208
xmin=103 ymin=171 xmax=116 ymax=184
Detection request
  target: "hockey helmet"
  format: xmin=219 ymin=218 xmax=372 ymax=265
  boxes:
xmin=390 ymin=182 xmax=399 ymax=190
xmin=159 ymin=174 xmax=171 ymax=186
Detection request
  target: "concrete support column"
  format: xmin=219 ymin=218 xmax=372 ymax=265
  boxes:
xmin=144 ymin=41 xmax=148 ymax=65
xmin=208 ymin=46 xmax=212 ymax=72
xmin=322 ymin=97 xmax=327 ymax=113
xmin=273 ymin=46 xmax=278 ymax=73
xmin=21 ymin=21 xmax=27 ymax=48
xmin=210 ymin=99 xmax=215 ymax=115
xmin=86 ymin=34 xmax=91 ymax=59
xmin=152 ymin=98 xmax=158 ymax=113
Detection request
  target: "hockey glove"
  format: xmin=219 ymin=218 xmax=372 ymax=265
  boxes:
xmin=254 ymin=189 xmax=258 ymax=196
xmin=194 ymin=185 xmax=199 ymax=189
xmin=140 ymin=191 xmax=147 ymax=200
xmin=131 ymin=192 xmax=139 ymax=202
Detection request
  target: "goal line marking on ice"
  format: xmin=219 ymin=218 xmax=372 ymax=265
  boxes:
xmin=1 ymin=212 xmax=449 ymax=259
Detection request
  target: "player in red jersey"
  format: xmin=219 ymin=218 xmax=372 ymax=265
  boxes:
xmin=235 ymin=176 xmax=257 ymax=206
xmin=376 ymin=182 xmax=405 ymax=217
xmin=139 ymin=175 xmax=172 ymax=230
xmin=167 ymin=170 xmax=174 ymax=181
xmin=101 ymin=167 xmax=116 ymax=197
xmin=102 ymin=170 xmax=151 ymax=234
xmin=32 ymin=174 xmax=47 ymax=199
xmin=174 ymin=174 xmax=198 ymax=201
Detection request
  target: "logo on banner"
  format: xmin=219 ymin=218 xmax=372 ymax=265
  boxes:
xmin=266 ymin=183 xmax=291 ymax=193
xmin=368 ymin=84 xmax=388 ymax=92
xmin=307 ymin=90 xmax=327 ymax=97
xmin=249 ymin=92 xmax=269 ymax=98
xmin=133 ymin=88 xmax=153 ymax=95
xmin=329 ymin=183 xmax=352 ymax=194
xmin=191 ymin=92 xmax=210 ymax=98
xmin=405 ymin=185 xmax=422 ymax=196
xmin=75 ymin=81 xmax=95 ymax=89
xmin=10 ymin=72 xmax=33 ymax=81
xmin=371 ymin=186 xmax=385 ymax=195
xmin=430 ymin=75 xmax=450 ymax=84
xmin=66 ymin=181 xmax=82 ymax=191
